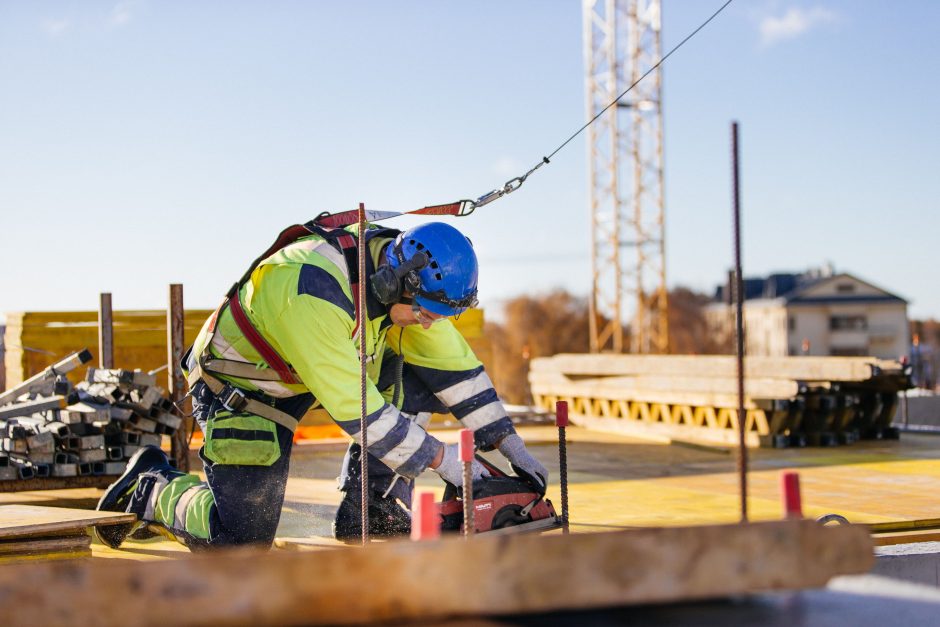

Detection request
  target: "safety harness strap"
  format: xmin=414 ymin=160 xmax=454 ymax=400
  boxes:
xmin=201 ymin=357 xmax=284 ymax=381
xmin=214 ymin=220 xmax=345 ymax=387
xmin=197 ymin=215 xmax=397 ymax=397
xmin=228 ymin=290 xmax=300 ymax=385
xmin=226 ymin=224 xmax=317 ymax=300
xmin=186 ymin=360 xmax=299 ymax=433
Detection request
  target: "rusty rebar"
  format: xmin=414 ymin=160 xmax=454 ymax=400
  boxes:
xmin=98 ymin=293 xmax=113 ymax=369
xmin=557 ymin=400 xmax=570 ymax=534
xmin=731 ymin=121 xmax=748 ymax=522
xmin=358 ymin=203 xmax=370 ymax=545
xmin=460 ymin=429 xmax=474 ymax=538
xmin=167 ymin=284 xmax=189 ymax=471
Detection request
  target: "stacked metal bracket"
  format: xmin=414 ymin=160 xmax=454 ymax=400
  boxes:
xmin=0 ymin=350 xmax=182 ymax=481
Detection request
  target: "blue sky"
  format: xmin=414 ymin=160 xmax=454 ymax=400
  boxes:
xmin=1 ymin=1 xmax=937 ymax=322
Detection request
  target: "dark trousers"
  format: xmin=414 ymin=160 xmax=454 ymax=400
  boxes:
xmin=190 ymin=381 xmax=298 ymax=547
xmin=338 ymin=363 xmax=448 ymax=509
xmin=190 ymin=361 xmax=444 ymax=545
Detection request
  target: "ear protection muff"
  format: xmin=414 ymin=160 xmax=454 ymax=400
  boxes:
xmin=370 ymin=245 xmax=429 ymax=305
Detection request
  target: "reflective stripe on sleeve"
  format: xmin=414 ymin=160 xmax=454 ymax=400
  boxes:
xmin=378 ymin=422 xmax=428 ymax=469
xmin=338 ymin=404 xmax=398 ymax=439
xmin=458 ymin=401 xmax=506 ymax=432
xmin=434 ymin=369 xmax=494 ymax=407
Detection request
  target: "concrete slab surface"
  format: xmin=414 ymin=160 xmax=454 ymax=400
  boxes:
xmin=1 ymin=427 xmax=939 ymax=561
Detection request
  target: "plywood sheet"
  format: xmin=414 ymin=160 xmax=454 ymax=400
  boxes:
xmin=0 ymin=534 xmax=92 ymax=556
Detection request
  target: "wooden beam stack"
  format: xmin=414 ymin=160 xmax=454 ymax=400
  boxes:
xmin=0 ymin=350 xmax=183 ymax=484
xmin=529 ymin=354 xmax=911 ymax=448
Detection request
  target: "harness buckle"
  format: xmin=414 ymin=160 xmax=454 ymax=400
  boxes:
xmin=219 ymin=384 xmax=249 ymax=413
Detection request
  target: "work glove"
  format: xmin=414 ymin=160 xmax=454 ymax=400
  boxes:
xmin=497 ymin=434 xmax=549 ymax=495
xmin=432 ymin=443 xmax=490 ymax=487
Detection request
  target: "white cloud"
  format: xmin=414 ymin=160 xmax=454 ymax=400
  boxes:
xmin=40 ymin=19 xmax=70 ymax=37
xmin=759 ymin=6 xmax=837 ymax=46
xmin=111 ymin=0 xmax=141 ymax=26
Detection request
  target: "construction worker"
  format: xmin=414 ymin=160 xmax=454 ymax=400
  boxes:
xmin=96 ymin=220 xmax=548 ymax=548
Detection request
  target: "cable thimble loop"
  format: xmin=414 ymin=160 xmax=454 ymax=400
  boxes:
xmin=466 ymin=155 xmax=551 ymax=212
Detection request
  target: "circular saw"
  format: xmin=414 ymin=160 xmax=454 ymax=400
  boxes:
xmin=439 ymin=455 xmax=561 ymax=535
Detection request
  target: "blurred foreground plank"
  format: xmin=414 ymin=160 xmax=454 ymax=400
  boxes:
xmin=0 ymin=519 xmax=872 ymax=626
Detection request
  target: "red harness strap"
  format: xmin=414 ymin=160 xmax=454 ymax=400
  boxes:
xmin=211 ymin=209 xmax=409 ymax=386
xmin=228 ymin=290 xmax=300 ymax=385
xmin=312 ymin=201 xmax=464 ymax=229
xmin=332 ymin=233 xmax=362 ymax=341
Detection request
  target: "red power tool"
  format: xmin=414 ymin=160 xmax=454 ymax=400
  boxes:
xmin=439 ymin=455 xmax=561 ymax=535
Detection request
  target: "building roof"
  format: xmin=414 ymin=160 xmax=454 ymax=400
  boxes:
xmin=713 ymin=270 xmax=907 ymax=306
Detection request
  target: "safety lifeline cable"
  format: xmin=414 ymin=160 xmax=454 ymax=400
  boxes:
xmin=313 ymin=0 xmax=734 ymax=229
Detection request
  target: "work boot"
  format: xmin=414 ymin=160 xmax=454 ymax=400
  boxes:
xmin=332 ymin=489 xmax=412 ymax=543
xmin=95 ymin=446 xmax=177 ymax=548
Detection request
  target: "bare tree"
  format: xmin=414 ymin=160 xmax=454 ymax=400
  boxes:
xmin=486 ymin=286 xmax=728 ymax=404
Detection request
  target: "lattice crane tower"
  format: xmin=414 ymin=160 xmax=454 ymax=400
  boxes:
xmin=583 ymin=0 xmax=668 ymax=354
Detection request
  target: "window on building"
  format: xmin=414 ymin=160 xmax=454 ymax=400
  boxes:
xmin=788 ymin=316 xmax=795 ymax=331
xmin=830 ymin=347 xmax=868 ymax=356
xmin=830 ymin=315 xmax=867 ymax=331
xmin=837 ymin=283 xmax=856 ymax=294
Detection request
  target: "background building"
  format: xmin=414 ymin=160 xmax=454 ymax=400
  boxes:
xmin=707 ymin=267 xmax=909 ymax=360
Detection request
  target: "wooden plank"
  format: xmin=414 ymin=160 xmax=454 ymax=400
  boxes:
xmin=532 ymin=354 xmax=891 ymax=382
xmin=0 ymin=520 xmax=871 ymax=626
xmin=872 ymin=529 xmax=940 ymax=547
xmin=0 ymin=534 xmax=91 ymax=555
xmin=0 ymin=505 xmax=136 ymax=540
xmin=0 ymin=475 xmax=117 ymax=493
xmin=528 ymin=371 xmax=800 ymax=399
xmin=0 ymin=547 xmax=91 ymax=565
xmin=274 ymin=536 xmax=350 ymax=551
xmin=562 ymin=411 xmax=763 ymax=448
xmin=529 ymin=377 xmax=769 ymax=410
xmin=867 ymin=518 xmax=940 ymax=534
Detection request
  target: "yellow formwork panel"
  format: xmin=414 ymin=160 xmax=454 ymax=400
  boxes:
xmin=5 ymin=307 xmax=489 ymax=431
xmin=4 ymin=310 xmax=213 ymax=388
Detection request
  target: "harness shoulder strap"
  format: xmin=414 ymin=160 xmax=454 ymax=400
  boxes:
xmin=204 ymin=219 xmax=400 ymax=386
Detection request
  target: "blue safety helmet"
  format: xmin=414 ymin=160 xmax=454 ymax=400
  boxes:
xmin=386 ymin=222 xmax=479 ymax=316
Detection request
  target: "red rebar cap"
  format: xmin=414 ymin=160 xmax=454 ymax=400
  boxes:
xmin=459 ymin=428 xmax=474 ymax=463
xmin=556 ymin=401 xmax=569 ymax=427
xmin=780 ymin=471 xmax=803 ymax=519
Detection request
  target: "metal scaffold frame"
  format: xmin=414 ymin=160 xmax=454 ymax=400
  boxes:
xmin=584 ymin=0 xmax=668 ymax=354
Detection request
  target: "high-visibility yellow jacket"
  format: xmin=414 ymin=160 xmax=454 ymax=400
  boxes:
xmin=188 ymin=226 xmax=514 ymax=477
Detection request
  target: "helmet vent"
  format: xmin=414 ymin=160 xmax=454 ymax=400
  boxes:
xmin=430 ymin=261 xmax=439 ymax=269
xmin=435 ymin=273 xmax=442 ymax=280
